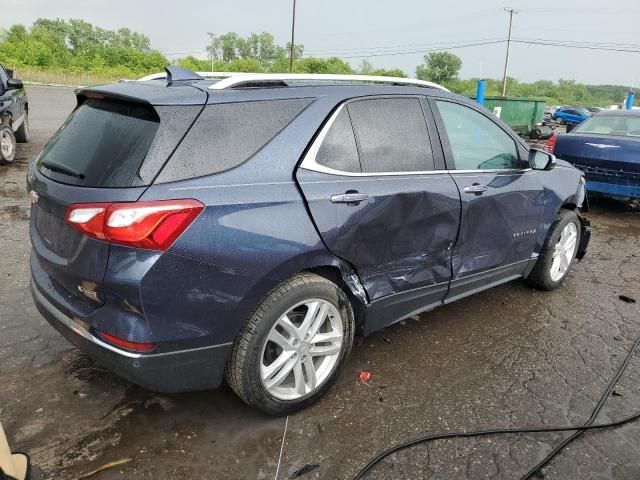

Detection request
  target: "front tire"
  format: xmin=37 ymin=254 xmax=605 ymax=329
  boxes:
xmin=527 ymin=209 xmax=581 ymax=290
xmin=226 ymin=273 xmax=354 ymax=416
xmin=0 ymin=126 xmax=16 ymax=165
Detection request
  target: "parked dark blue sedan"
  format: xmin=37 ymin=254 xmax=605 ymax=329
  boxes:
xmin=28 ymin=67 xmax=590 ymax=415
xmin=549 ymin=110 xmax=640 ymax=201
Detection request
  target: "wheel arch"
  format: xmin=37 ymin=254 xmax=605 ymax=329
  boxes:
xmin=304 ymin=264 xmax=368 ymax=336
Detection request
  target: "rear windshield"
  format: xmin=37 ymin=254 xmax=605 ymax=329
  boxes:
xmin=36 ymin=99 xmax=159 ymax=187
xmin=574 ymin=115 xmax=640 ymax=137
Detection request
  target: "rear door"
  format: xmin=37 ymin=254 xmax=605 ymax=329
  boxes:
xmin=430 ymin=99 xmax=545 ymax=302
xmin=296 ymin=96 xmax=461 ymax=328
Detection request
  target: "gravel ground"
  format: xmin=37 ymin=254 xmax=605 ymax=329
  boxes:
xmin=0 ymin=85 xmax=639 ymax=480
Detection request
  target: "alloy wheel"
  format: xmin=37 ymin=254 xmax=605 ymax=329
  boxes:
xmin=0 ymin=129 xmax=14 ymax=159
xmin=260 ymin=299 xmax=343 ymax=401
xmin=550 ymin=222 xmax=578 ymax=282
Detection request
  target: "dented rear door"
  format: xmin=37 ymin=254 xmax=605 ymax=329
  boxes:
xmin=296 ymin=96 xmax=460 ymax=307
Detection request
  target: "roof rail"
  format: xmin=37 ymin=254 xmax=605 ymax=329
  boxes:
xmin=138 ymin=71 xmax=238 ymax=82
xmin=208 ymin=73 xmax=449 ymax=91
xmin=137 ymin=70 xmax=449 ymax=92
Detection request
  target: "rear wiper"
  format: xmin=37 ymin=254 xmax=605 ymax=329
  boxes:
xmin=41 ymin=160 xmax=85 ymax=179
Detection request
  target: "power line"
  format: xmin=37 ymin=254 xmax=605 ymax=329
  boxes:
xmin=516 ymin=7 xmax=640 ymax=14
xmin=514 ymin=37 xmax=640 ymax=49
xmin=512 ymin=39 xmax=640 ymax=53
xmin=300 ymin=37 xmax=504 ymax=53
xmin=160 ymin=39 xmax=507 ymax=60
xmin=311 ymin=40 xmax=507 ymax=59
xmin=159 ymin=36 xmax=640 ymax=63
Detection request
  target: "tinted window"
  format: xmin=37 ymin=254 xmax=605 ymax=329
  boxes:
xmin=156 ymin=99 xmax=311 ymax=183
xmin=36 ymin=99 xmax=159 ymax=187
xmin=347 ymin=98 xmax=434 ymax=173
xmin=315 ymin=108 xmax=361 ymax=173
xmin=436 ymin=101 xmax=521 ymax=170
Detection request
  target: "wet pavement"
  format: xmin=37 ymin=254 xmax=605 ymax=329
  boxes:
xmin=1 ymin=86 xmax=639 ymax=480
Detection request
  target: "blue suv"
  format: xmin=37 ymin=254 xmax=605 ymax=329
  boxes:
xmin=29 ymin=67 xmax=590 ymax=415
xmin=553 ymin=106 xmax=591 ymax=125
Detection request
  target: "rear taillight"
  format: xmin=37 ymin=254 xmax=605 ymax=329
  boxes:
xmin=65 ymin=199 xmax=204 ymax=251
xmin=544 ymin=132 xmax=558 ymax=154
xmin=97 ymin=331 xmax=156 ymax=352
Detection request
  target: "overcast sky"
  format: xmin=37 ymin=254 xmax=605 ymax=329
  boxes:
xmin=4 ymin=0 xmax=640 ymax=86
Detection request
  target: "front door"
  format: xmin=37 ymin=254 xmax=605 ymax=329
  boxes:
xmin=296 ymin=96 xmax=461 ymax=330
xmin=430 ymin=99 xmax=546 ymax=302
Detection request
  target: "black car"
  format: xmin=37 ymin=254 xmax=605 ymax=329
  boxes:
xmin=29 ymin=67 xmax=590 ymax=415
xmin=0 ymin=64 xmax=30 ymax=164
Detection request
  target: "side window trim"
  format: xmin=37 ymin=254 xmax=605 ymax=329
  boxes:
xmin=428 ymin=97 xmax=531 ymax=172
xmin=419 ymin=97 xmax=447 ymax=171
xmin=301 ymin=95 xmax=445 ymax=177
xmin=300 ymin=103 xmax=360 ymax=176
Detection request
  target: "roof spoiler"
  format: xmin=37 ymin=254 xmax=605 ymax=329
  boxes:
xmin=164 ymin=66 xmax=203 ymax=84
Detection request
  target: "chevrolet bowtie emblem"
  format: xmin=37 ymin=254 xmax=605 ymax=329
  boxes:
xmin=585 ymin=143 xmax=619 ymax=149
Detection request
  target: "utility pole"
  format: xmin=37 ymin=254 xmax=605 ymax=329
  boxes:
xmin=207 ymin=32 xmax=215 ymax=73
xmin=289 ymin=0 xmax=297 ymax=73
xmin=501 ymin=8 xmax=517 ymax=97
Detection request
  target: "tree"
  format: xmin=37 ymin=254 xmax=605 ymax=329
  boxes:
xmin=0 ymin=19 xmax=167 ymax=78
xmin=357 ymin=60 xmax=406 ymax=78
xmin=415 ymin=51 xmax=462 ymax=85
xmin=358 ymin=59 xmax=374 ymax=75
xmin=293 ymin=57 xmax=354 ymax=74
xmin=371 ymin=68 xmax=406 ymax=78
xmin=207 ymin=32 xmax=302 ymax=69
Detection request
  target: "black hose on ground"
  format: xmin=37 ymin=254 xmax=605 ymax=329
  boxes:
xmin=353 ymin=332 xmax=640 ymax=479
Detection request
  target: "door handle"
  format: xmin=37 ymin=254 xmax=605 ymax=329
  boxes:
xmin=330 ymin=193 xmax=369 ymax=204
xmin=463 ymin=184 xmax=488 ymax=194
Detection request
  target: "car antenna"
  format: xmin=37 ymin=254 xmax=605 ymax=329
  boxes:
xmin=164 ymin=66 xmax=203 ymax=85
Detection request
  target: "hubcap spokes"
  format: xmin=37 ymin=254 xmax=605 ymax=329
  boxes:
xmin=0 ymin=131 xmax=12 ymax=157
xmin=550 ymin=223 xmax=578 ymax=281
xmin=261 ymin=299 xmax=343 ymax=400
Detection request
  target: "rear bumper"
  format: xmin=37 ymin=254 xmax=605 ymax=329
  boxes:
xmin=31 ymin=280 xmax=231 ymax=393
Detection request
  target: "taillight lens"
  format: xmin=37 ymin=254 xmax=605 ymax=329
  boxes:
xmin=97 ymin=331 xmax=156 ymax=352
xmin=65 ymin=199 xmax=204 ymax=251
xmin=544 ymin=132 xmax=558 ymax=154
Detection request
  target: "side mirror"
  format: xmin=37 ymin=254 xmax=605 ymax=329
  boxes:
xmin=529 ymin=149 xmax=556 ymax=171
xmin=6 ymin=78 xmax=23 ymax=90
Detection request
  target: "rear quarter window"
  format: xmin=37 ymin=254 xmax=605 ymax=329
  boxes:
xmin=36 ymin=99 xmax=159 ymax=187
xmin=155 ymin=99 xmax=312 ymax=183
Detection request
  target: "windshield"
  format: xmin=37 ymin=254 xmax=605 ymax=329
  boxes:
xmin=573 ymin=115 xmax=640 ymax=137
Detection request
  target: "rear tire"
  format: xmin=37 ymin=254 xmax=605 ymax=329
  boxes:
xmin=15 ymin=114 xmax=30 ymax=143
xmin=0 ymin=126 xmax=16 ymax=165
xmin=527 ymin=209 xmax=581 ymax=291
xmin=226 ymin=273 xmax=354 ymax=416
